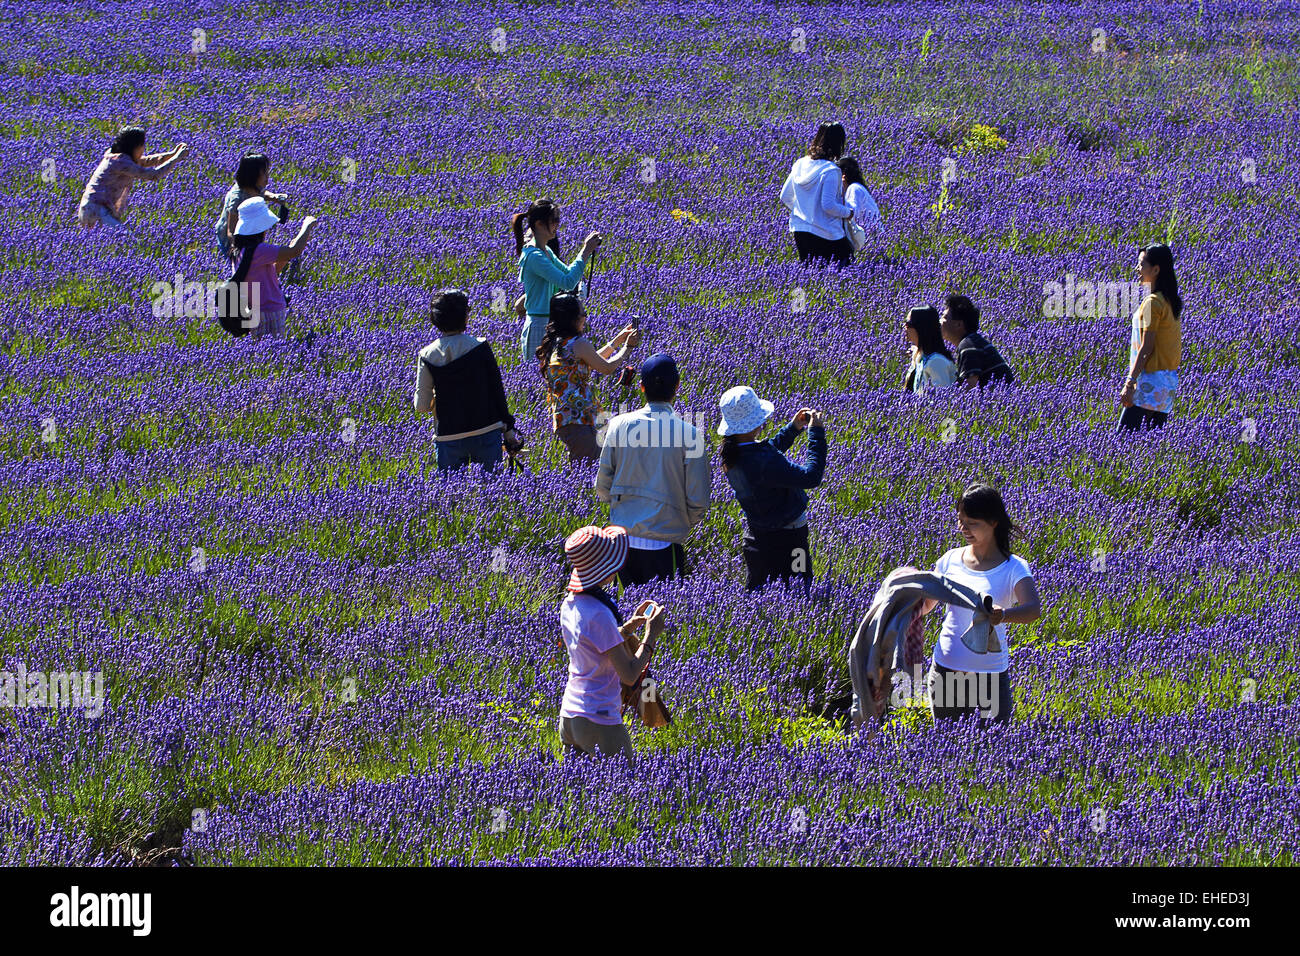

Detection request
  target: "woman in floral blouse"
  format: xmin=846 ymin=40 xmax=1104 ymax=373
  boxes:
xmin=77 ymin=127 xmax=189 ymax=229
xmin=537 ymin=291 xmax=640 ymax=463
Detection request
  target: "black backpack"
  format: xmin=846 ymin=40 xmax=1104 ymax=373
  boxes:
xmin=214 ymin=280 xmax=258 ymax=337
xmin=215 ymin=236 xmax=268 ymax=337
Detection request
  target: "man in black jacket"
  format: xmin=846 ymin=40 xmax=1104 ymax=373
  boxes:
xmin=414 ymin=289 xmax=519 ymax=471
xmin=939 ymin=294 xmax=1017 ymax=389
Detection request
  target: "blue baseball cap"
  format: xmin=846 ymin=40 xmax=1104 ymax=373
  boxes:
xmin=640 ymin=353 xmax=679 ymax=394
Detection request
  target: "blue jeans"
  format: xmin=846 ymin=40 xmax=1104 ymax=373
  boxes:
xmin=435 ymin=430 xmax=504 ymax=471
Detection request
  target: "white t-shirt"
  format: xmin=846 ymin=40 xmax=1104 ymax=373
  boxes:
xmin=844 ymin=182 xmax=882 ymax=231
xmin=932 ymin=548 xmax=1033 ymax=673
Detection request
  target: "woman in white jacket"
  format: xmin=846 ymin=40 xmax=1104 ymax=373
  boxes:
xmin=778 ymin=122 xmax=855 ymax=267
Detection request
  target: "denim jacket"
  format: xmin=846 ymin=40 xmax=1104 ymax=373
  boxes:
xmin=725 ymin=423 xmax=827 ymax=532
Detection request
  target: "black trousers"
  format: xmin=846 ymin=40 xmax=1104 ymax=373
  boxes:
xmin=618 ymin=543 xmax=687 ymax=588
xmin=929 ymin=662 xmax=1012 ymax=724
xmin=793 ymin=230 xmax=852 ymax=267
xmin=743 ymin=525 xmax=812 ymax=593
xmin=1117 ymin=405 xmax=1169 ymax=432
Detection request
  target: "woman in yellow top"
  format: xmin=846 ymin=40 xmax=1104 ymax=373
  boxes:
xmin=1118 ymin=244 xmax=1183 ymax=432
xmin=537 ymin=292 xmax=640 ymax=463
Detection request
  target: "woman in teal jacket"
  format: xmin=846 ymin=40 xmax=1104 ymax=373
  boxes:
xmin=511 ymin=198 xmax=602 ymax=362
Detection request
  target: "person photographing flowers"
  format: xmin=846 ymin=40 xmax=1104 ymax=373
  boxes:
xmin=513 ymin=198 xmax=602 ymax=362
xmin=538 ymin=291 xmax=640 ymax=463
xmin=717 ymin=387 xmax=828 ymax=592
xmin=558 ymin=525 xmax=667 ymax=760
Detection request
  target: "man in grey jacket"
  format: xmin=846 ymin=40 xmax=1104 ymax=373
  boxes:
xmin=595 ymin=354 xmax=710 ymax=586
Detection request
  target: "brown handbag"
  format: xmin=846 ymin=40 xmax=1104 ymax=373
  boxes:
xmin=621 ymin=631 xmax=672 ymax=728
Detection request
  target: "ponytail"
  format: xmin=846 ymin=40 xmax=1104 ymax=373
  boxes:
xmin=511 ymin=212 xmax=528 ymax=257
xmin=513 ymin=198 xmax=559 ymax=257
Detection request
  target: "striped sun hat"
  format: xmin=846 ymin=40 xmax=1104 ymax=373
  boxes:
xmin=564 ymin=525 xmax=629 ymax=592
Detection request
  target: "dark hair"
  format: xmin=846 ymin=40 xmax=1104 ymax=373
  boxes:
xmin=230 ymin=231 xmax=264 ymax=285
xmin=838 ymin=156 xmax=865 ymax=189
xmin=944 ymin=294 xmax=980 ymax=334
xmin=235 ymin=153 xmax=270 ymax=192
xmin=110 ymin=126 xmax=146 ymax=156
xmin=536 ymin=291 xmax=585 ymax=369
xmin=643 ymin=372 xmax=679 ymax=403
xmin=430 ymin=289 xmax=469 ymax=334
xmin=1141 ymin=244 xmax=1183 ymax=319
xmin=512 ymin=198 xmax=560 ymax=256
xmin=719 ymin=435 xmax=744 ymax=471
xmin=958 ymin=482 xmax=1022 ymax=558
xmin=903 ymin=306 xmax=953 ymax=390
xmin=808 ymin=122 xmax=846 ymax=161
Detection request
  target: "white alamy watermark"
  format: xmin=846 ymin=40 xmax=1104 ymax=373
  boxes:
xmin=50 ymin=886 xmax=150 ymax=936
xmin=1042 ymin=275 xmax=1144 ymax=319
xmin=150 ymin=272 xmax=262 ymax=323
xmin=595 ymin=403 xmax=708 ymax=458
xmin=898 ymin=667 xmax=1000 ymax=719
xmin=931 ymin=668 xmax=1000 ymax=719
xmin=2 ymin=666 xmax=105 ymax=718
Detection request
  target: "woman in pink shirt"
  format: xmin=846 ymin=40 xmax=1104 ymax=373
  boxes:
xmin=229 ymin=197 xmax=317 ymax=339
xmin=558 ymin=525 xmax=665 ymax=759
xmin=77 ymin=127 xmax=189 ymax=228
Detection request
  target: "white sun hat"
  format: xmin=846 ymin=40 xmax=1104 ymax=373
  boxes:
xmin=717 ymin=385 xmax=776 ymax=436
xmin=234 ymin=196 xmax=281 ymax=236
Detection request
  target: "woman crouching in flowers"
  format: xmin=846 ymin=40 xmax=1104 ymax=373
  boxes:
xmin=558 ymin=525 xmax=665 ymax=760
xmin=77 ymin=126 xmax=189 ymax=229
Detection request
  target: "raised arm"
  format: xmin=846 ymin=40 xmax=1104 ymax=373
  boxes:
xmin=571 ymin=334 xmax=632 ymax=376
xmin=275 ymin=216 xmax=318 ymax=265
xmin=129 ymin=146 xmax=187 ymax=181
xmin=760 ymin=423 xmax=827 ymax=490
xmin=524 ymin=247 xmax=585 ymax=291
xmin=138 ymin=144 xmax=181 ymax=167
xmin=607 ymin=604 xmax=663 ymax=685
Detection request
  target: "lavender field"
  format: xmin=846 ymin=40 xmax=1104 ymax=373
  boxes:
xmin=3 ymin=0 xmax=1299 ymax=866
